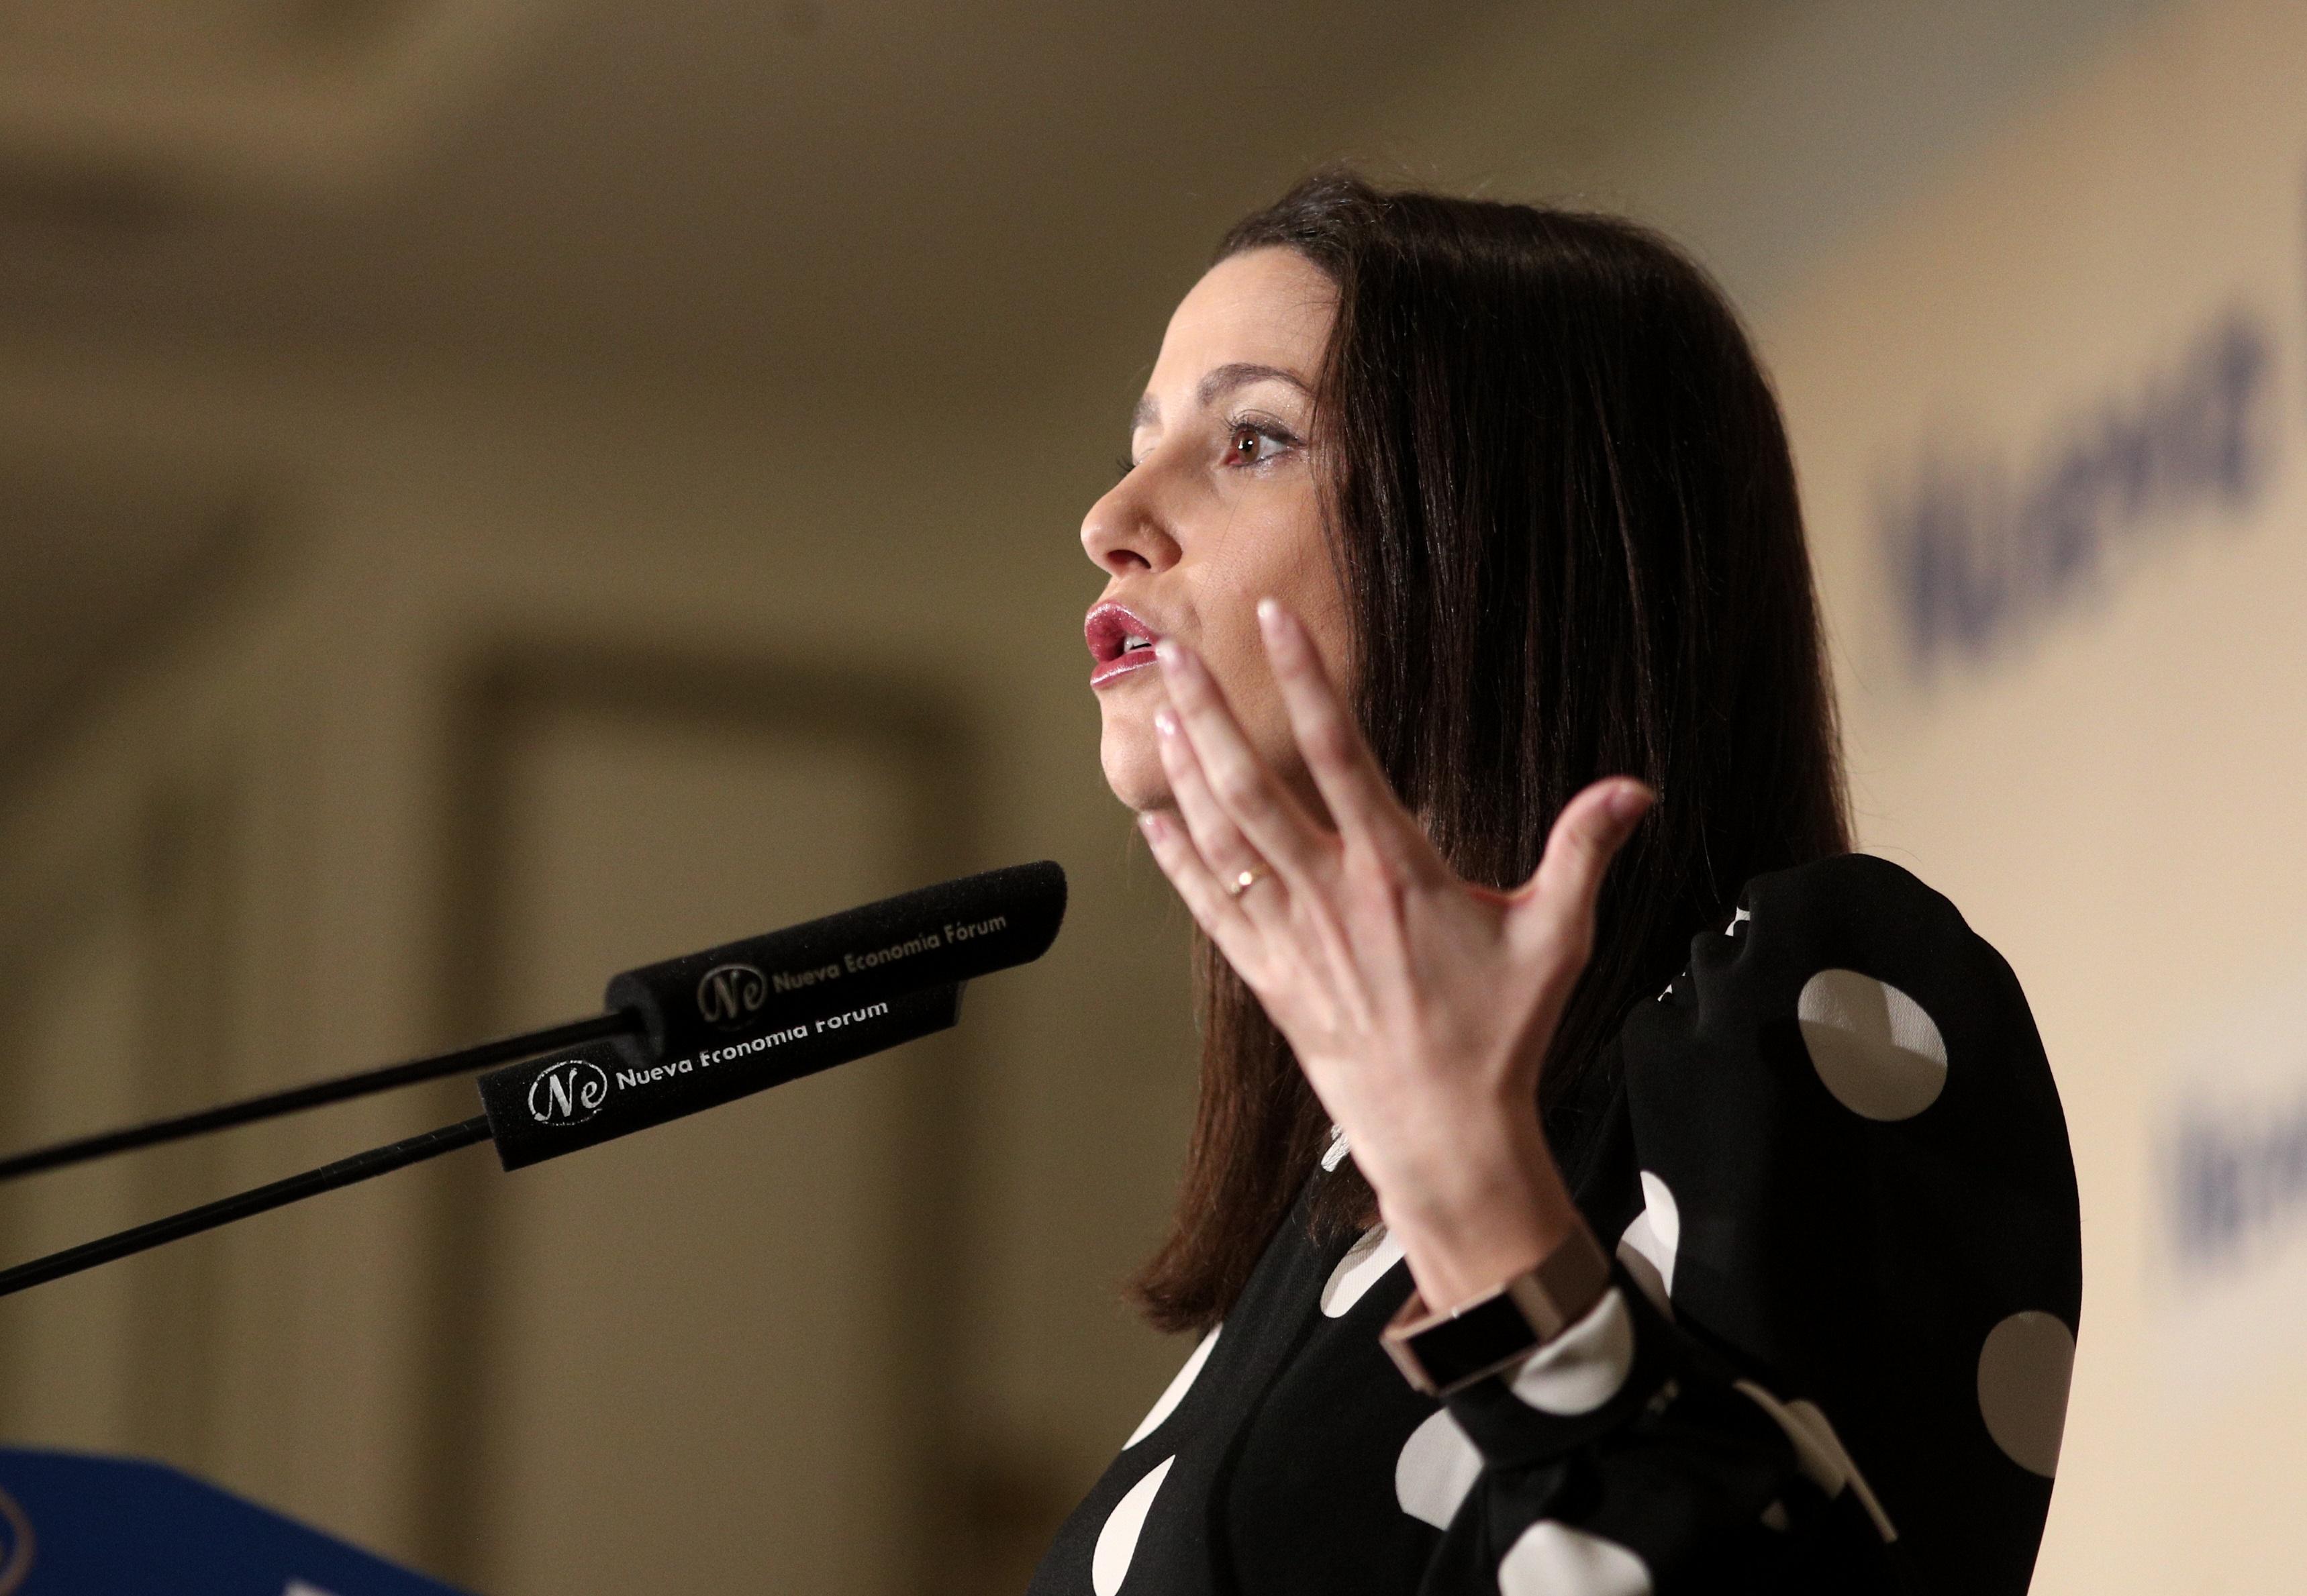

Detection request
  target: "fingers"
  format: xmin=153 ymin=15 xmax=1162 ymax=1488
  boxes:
xmin=1155 ymin=637 xmax=1331 ymax=890
xmin=1510 ymin=778 xmax=1655 ymax=965
xmin=1152 ymin=703 xmax=1275 ymax=911
xmin=1255 ymin=601 xmax=1444 ymax=882
xmin=1136 ymin=807 xmax=1261 ymax=965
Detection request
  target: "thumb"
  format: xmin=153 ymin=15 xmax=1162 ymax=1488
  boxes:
xmin=1506 ymin=778 xmax=1655 ymax=957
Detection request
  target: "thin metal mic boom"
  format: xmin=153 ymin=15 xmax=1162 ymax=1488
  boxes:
xmin=0 ymin=1013 xmax=639 ymax=1185
xmin=0 ymin=1117 xmax=495 ymax=1301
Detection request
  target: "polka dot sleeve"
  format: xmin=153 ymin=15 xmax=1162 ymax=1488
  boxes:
xmin=1420 ymin=852 xmax=2082 ymax=1596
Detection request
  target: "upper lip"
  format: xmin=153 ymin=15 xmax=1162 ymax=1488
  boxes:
xmin=1085 ymin=600 xmax=1164 ymax=664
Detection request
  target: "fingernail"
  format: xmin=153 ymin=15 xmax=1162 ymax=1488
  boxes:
xmin=1156 ymin=638 xmax=1198 ymax=677
xmin=1138 ymin=811 xmax=1167 ymax=840
xmin=1260 ymin=600 xmax=1300 ymax=650
xmin=1152 ymin=708 xmax=1179 ymax=738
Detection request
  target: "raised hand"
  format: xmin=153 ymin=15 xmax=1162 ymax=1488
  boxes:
xmin=1138 ymin=599 xmax=1653 ymax=1310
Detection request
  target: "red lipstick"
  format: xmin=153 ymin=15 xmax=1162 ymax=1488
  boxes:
xmin=1085 ymin=602 xmax=1162 ymax=689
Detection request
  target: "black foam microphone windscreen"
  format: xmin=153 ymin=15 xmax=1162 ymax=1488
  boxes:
xmin=477 ymin=984 xmax=963 ymax=1170
xmin=602 ymin=859 xmax=1066 ymax=1066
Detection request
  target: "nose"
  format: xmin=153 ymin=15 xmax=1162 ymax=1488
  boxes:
xmin=1081 ymin=466 xmax=1182 ymax=578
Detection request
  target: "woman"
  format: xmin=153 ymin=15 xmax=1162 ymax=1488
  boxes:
xmin=1039 ymin=174 xmax=2079 ymax=1596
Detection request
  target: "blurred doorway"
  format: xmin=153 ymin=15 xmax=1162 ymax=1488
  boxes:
xmin=424 ymin=648 xmax=975 ymax=1595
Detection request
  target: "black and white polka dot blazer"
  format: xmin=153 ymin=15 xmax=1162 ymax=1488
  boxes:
xmin=1030 ymin=852 xmax=2081 ymax=1595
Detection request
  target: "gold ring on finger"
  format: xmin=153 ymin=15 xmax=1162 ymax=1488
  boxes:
xmin=1225 ymin=864 xmax=1271 ymax=899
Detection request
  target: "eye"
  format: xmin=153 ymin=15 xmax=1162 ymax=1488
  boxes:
xmin=1224 ymin=418 xmax=1296 ymax=468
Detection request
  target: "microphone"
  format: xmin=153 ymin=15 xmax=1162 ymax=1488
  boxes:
xmin=485 ymin=858 xmax=1063 ymax=1170
xmin=0 ymin=860 xmax=1067 ymax=1185
xmin=603 ymin=858 xmax=1065 ymax=1065
xmin=478 ymin=984 xmax=964 ymax=1170
xmin=0 ymin=861 xmax=1067 ymax=1298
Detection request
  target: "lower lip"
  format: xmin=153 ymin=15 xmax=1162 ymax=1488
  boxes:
xmin=1091 ymin=649 xmax=1160 ymax=689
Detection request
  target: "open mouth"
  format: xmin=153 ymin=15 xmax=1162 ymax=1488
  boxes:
xmin=1085 ymin=602 xmax=1163 ymax=687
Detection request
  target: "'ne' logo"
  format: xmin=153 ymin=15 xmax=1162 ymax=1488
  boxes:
xmin=528 ymin=1058 xmax=609 ymax=1125
xmin=697 ymin=962 xmax=769 ymax=1028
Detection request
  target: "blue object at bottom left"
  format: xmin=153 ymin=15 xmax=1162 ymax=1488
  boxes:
xmin=0 ymin=1447 xmax=469 ymax=1595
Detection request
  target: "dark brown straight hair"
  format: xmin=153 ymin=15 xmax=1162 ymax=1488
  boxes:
xmin=1130 ymin=172 xmax=1852 ymax=1335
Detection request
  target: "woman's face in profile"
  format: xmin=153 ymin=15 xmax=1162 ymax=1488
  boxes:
xmin=1081 ymin=245 xmax=1351 ymax=814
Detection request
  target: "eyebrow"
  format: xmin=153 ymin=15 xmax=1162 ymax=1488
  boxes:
xmin=1129 ymin=362 xmax=1314 ymax=432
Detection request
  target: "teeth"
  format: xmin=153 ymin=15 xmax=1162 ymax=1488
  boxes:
xmin=1121 ymin=636 xmax=1151 ymax=652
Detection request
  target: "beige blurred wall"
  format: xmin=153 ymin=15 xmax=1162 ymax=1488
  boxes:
xmin=0 ymin=344 xmax=1201 ymax=1591
xmin=0 ymin=1 xmax=2250 ymax=1591
xmin=1765 ymin=1 xmax=2307 ymax=1589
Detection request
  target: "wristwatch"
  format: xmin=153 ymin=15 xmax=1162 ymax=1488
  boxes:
xmin=1380 ymin=1222 xmax=1613 ymax=1397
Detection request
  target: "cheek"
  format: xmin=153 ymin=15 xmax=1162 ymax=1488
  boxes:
xmin=1198 ymin=624 xmax=1301 ymax=776
xmin=1243 ymin=495 xmax=1348 ymax=670
xmin=1204 ymin=495 xmax=1342 ymax=776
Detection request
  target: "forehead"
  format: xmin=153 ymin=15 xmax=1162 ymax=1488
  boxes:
xmin=1148 ymin=247 xmax=1336 ymax=395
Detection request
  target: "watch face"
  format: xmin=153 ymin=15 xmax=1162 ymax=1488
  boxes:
xmin=1410 ymin=1293 xmax=1536 ymax=1389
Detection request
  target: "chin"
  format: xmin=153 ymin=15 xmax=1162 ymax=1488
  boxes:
xmin=1099 ymin=721 xmax=1169 ymax=813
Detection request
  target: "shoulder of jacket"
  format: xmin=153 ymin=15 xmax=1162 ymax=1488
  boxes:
xmin=1740 ymin=850 xmax=1957 ymax=917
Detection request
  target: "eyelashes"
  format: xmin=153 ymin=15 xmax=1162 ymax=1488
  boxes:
xmin=1231 ymin=413 xmax=1301 ymax=445
xmin=1112 ymin=413 xmax=1303 ymax=482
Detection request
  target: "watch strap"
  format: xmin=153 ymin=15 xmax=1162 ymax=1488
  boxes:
xmin=1380 ymin=1222 xmax=1612 ymax=1397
